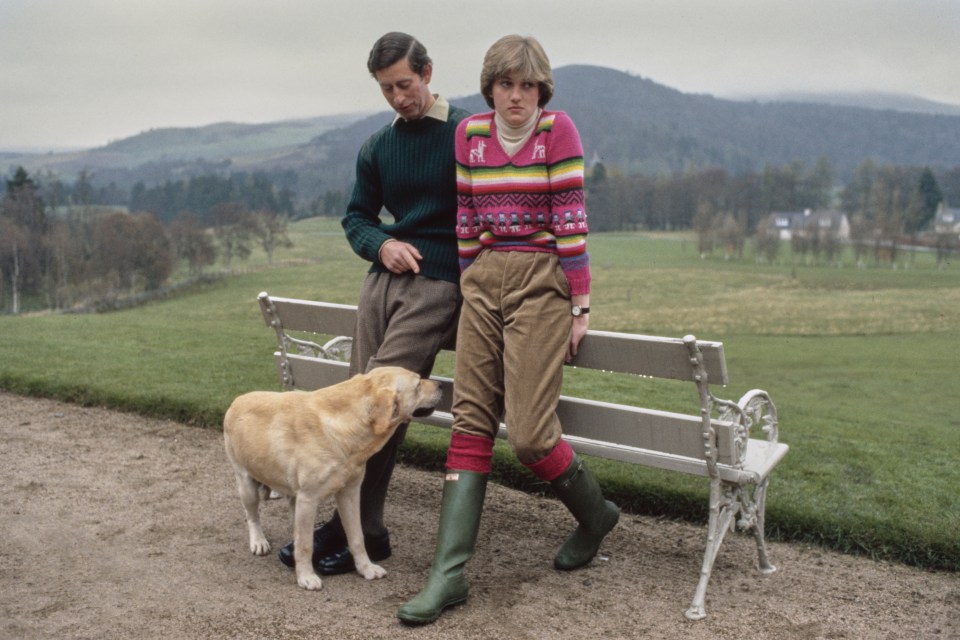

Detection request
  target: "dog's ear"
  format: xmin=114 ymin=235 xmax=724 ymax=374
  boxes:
xmin=370 ymin=387 xmax=399 ymax=435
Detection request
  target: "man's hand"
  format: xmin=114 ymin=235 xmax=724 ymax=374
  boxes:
xmin=379 ymin=240 xmax=422 ymax=274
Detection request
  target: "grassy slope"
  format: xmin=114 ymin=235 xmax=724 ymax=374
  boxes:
xmin=1 ymin=218 xmax=957 ymax=570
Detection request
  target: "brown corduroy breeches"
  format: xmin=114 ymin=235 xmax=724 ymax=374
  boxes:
xmin=451 ymin=251 xmax=572 ymax=464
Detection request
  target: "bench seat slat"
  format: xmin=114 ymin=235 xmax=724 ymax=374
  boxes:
xmin=556 ymin=396 xmax=738 ymax=465
xmin=391 ymin=416 xmax=788 ymax=488
xmin=277 ymin=353 xmax=350 ymax=390
xmin=403 ymin=415 xmax=789 ymax=485
xmin=280 ymin=353 xmax=744 ymax=467
xmin=560 ymin=435 xmax=786 ymax=484
xmin=737 ymin=439 xmax=790 ymax=483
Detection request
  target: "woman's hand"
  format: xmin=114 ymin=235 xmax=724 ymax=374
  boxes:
xmin=567 ymin=314 xmax=589 ymax=363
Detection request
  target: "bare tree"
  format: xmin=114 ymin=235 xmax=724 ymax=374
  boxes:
xmin=92 ymin=212 xmax=172 ymax=292
xmin=718 ymin=213 xmax=747 ymax=260
xmin=248 ymin=209 xmax=292 ymax=264
xmin=211 ymin=202 xmax=256 ymax=266
xmin=752 ymin=217 xmax=781 ymax=264
xmin=170 ymin=212 xmax=217 ymax=275
xmin=44 ymin=220 xmax=80 ymax=310
xmin=692 ymin=201 xmax=718 ymax=258
xmin=870 ymin=179 xmax=904 ymax=266
xmin=848 ymin=213 xmax=872 ymax=268
xmin=820 ymin=224 xmax=842 ymax=267
xmin=0 ymin=217 xmax=27 ymax=314
xmin=934 ymin=232 xmax=958 ymax=270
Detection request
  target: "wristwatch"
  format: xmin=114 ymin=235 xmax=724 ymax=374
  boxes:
xmin=571 ymin=305 xmax=590 ymax=317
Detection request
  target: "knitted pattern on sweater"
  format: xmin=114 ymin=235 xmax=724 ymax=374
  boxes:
xmin=455 ymin=110 xmax=590 ymax=295
xmin=342 ymin=103 xmax=470 ymax=284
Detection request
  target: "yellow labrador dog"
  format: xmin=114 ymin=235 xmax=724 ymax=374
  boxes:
xmin=223 ymin=366 xmax=441 ymax=590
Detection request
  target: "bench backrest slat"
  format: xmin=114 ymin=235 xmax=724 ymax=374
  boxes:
xmin=570 ymin=330 xmax=728 ymax=384
xmin=261 ymin=296 xmax=357 ymax=338
xmin=261 ymin=295 xmax=728 ymax=386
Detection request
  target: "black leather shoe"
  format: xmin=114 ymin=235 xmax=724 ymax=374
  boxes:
xmin=316 ymin=531 xmax=392 ymax=575
xmin=277 ymin=520 xmax=346 ymax=569
xmin=277 ymin=525 xmax=391 ymax=574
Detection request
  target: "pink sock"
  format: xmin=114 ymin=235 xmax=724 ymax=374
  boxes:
xmin=446 ymin=432 xmax=495 ymax=473
xmin=524 ymin=439 xmax=574 ymax=482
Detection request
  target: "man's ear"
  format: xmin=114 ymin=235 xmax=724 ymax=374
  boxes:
xmin=370 ymin=387 xmax=398 ymax=435
xmin=420 ymin=62 xmax=433 ymax=85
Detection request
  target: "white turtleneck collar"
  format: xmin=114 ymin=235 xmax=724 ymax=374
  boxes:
xmin=495 ymin=108 xmax=542 ymax=157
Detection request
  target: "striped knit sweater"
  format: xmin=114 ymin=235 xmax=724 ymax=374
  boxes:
xmin=455 ymin=110 xmax=590 ymax=295
xmin=342 ymin=102 xmax=470 ymax=284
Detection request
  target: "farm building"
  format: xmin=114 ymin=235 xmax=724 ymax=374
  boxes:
xmin=933 ymin=203 xmax=960 ymax=235
xmin=768 ymin=209 xmax=850 ymax=241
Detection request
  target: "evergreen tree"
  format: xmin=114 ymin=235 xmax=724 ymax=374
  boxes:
xmin=908 ymin=167 xmax=942 ymax=233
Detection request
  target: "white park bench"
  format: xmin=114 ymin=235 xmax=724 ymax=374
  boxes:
xmin=256 ymin=291 xmax=789 ymax=620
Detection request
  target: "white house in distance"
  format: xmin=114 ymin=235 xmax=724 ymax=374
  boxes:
xmin=933 ymin=203 xmax=960 ymax=236
xmin=768 ymin=209 xmax=850 ymax=241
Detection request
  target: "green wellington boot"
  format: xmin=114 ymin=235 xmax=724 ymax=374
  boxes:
xmin=551 ymin=454 xmax=620 ymax=570
xmin=397 ymin=470 xmax=488 ymax=625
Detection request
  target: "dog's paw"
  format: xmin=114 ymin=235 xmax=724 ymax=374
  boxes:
xmin=297 ymin=573 xmax=323 ymax=590
xmin=249 ymin=537 xmax=271 ymax=556
xmin=246 ymin=523 xmax=271 ymax=555
xmin=356 ymin=562 xmax=387 ymax=580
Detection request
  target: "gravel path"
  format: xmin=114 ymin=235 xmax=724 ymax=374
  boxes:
xmin=2 ymin=391 xmax=956 ymax=639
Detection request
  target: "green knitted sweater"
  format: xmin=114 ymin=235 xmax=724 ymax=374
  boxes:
xmin=342 ymin=104 xmax=471 ymax=284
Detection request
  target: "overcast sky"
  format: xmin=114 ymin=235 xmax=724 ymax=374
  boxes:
xmin=2 ymin=0 xmax=958 ymax=150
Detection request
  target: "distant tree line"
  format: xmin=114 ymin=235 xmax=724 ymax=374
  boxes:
xmin=586 ymin=158 xmax=959 ymax=267
xmin=0 ymin=167 xmax=291 ymax=314
xmin=4 ymin=157 xmax=959 ymax=314
xmin=129 ymin=172 xmax=296 ymax=225
xmin=27 ymin=169 xmax=298 ymax=225
xmin=587 ymin=157 xmax=956 ymax=232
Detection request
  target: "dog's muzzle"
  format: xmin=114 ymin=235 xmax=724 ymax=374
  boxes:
xmin=412 ymin=381 xmax=442 ymax=418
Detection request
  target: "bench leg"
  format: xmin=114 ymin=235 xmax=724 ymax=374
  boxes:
xmin=747 ymin=479 xmax=777 ymax=575
xmin=685 ymin=479 xmax=737 ymax=620
xmin=686 ymin=479 xmax=779 ymax=620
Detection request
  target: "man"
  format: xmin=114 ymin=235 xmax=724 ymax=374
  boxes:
xmin=278 ymin=32 xmax=469 ymax=575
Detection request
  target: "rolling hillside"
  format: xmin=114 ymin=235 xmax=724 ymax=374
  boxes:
xmin=5 ymin=65 xmax=960 ymax=202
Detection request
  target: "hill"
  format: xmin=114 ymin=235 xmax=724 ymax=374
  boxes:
xmin=99 ymin=114 xmax=367 ymax=163
xmin=285 ymin=66 xmax=960 ymax=195
xmin=547 ymin=66 xmax=960 ymax=174
xmin=5 ymin=65 xmax=960 ymax=201
xmin=1 ymin=113 xmax=367 ymax=191
xmin=732 ymin=90 xmax=960 ymax=117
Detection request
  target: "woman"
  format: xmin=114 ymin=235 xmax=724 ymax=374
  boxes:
xmin=397 ymin=34 xmax=618 ymax=625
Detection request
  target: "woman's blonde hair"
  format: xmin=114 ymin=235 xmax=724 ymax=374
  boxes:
xmin=480 ymin=35 xmax=554 ymax=109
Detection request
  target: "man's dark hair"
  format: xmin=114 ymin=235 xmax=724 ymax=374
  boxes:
xmin=367 ymin=32 xmax=431 ymax=77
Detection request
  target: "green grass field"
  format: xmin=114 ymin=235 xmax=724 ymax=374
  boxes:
xmin=1 ymin=217 xmax=957 ymax=571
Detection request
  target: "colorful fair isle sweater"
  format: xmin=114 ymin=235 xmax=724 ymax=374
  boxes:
xmin=455 ymin=110 xmax=590 ymax=295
